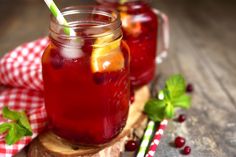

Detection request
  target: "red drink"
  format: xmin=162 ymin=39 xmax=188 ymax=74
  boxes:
xmin=42 ymin=7 xmax=130 ymax=145
xmin=97 ymin=0 xmax=158 ymax=88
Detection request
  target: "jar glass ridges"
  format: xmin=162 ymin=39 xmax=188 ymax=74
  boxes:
xmin=42 ymin=6 xmax=130 ymax=145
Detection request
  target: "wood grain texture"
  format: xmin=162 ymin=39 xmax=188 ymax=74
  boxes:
xmin=0 ymin=0 xmax=235 ymax=157
xmin=154 ymin=0 xmax=236 ymax=157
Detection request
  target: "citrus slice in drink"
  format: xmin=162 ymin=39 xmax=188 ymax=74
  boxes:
xmin=91 ymin=35 xmax=125 ymax=73
xmin=120 ymin=12 xmax=142 ymax=37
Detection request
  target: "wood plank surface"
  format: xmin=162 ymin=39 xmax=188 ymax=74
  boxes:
xmin=0 ymin=0 xmax=236 ymax=157
xmin=155 ymin=0 xmax=236 ymax=157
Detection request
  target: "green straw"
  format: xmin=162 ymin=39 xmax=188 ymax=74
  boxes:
xmin=137 ymin=121 xmax=155 ymax=157
xmin=44 ymin=0 xmax=76 ymax=36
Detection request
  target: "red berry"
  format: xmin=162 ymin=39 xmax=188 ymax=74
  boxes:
xmin=183 ymin=146 xmax=191 ymax=155
xmin=130 ymin=95 xmax=135 ymax=104
xmin=125 ymin=140 xmax=138 ymax=151
xmin=186 ymin=83 xmax=194 ymax=93
xmin=93 ymin=72 xmax=106 ymax=84
xmin=130 ymin=85 xmax=135 ymax=104
xmin=178 ymin=114 xmax=186 ymax=123
xmin=50 ymin=49 xmax=64 ymax=69
xmin=174 ymin=136 xmax=185 ymax=148
xmin=81 ymin=39 xmax=93 ymax=54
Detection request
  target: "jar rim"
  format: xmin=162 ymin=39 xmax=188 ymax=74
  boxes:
xmin=50 ymin=5 xmax=121 ymax=38
xmin=96 ymin=0 xmax=151 ymax=5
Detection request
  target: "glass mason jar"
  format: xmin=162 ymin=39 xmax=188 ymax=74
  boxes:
xmin=42 ymin=6 xmax=130 ymax=145
xmin=97 ymin=0 xmax=169 ymax=88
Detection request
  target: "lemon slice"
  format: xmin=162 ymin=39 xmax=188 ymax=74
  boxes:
xmin=91 ymin=35 xmax=125 ymax=73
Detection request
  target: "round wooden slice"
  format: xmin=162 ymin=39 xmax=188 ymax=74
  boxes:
xmin=28 ymin=86 xmax=150 ymax=157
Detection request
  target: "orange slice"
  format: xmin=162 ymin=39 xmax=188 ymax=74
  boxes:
xmin=120 ymin=12 xmax=142 ymax=37
xmin=91 ymin=35 xmax=125 ymax=73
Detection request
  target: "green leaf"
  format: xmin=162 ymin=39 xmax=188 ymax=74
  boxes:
xmin=5 ymin=123 xmax=27 ymax=145
xmin=172 ymin=94 xmax=191 ymax=109
xmin=5 ymin=125 xmax=16 ymax=145
xmin=166 ymin=74 xmax=186 ymax=98
xmin=164 ymin=103 xmax=174 ymax=119
xmin=1 ymin=107 xmax=33 ymax=145
xmin=144 ymin=99 xmax=166 ymax=122
xmin=0 ymin=123 xmax=11 ymax=134
xmin=16 ymin=123 xmax=29 ymax=136
xmin=2 ymin=107 xmax=21 ymax=120
xmin=5 ymin=124 xmax=18 ymax=145
xmin=144 ymin=74 xmax=192 ymax=122
xmin=18 ymin=111 xmax=32 ymax=136
xmin=2 ymin=107 xmax=32 ymax=135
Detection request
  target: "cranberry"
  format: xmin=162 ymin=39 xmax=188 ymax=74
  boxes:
xmin=81 ymin=39 xmax=93 ymax=55
xmin=186 ymin=83 xmax=194 ymax=93
xmin=130 ymin=95 xmax=135 ymax=104
xmin=174 ymin=136 xmax=185 ymax=148
xmin=93 ymin=72 xmax=106 ymax=84
xmin=125 ymin=140 xmax=138 ymax=151
xmin=183 ymin=146 xmax=191 ymax=155
xmin=50 ymin=49 xmax=64 ymax=69
xmin=178 ymin=114 xmax=186 ymax=123
xmin=130 ymin=85 xmax=135 ymax=104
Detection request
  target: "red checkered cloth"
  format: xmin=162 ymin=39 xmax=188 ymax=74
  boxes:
xmin=0 ymin=37 xmax=49 ymax=157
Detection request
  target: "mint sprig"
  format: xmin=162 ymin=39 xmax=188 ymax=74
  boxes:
xmin=144 ymin=74 xmax=191 ymax=122
xmin=0 ymin=107 xmax=33 ymax=145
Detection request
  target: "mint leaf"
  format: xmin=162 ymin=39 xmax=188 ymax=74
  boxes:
xmin=144 ymin=74 xmax=192 ymax=122
xmin=164 ymin=103 xmax=174 ymax=118
xmin=144 ymin=99 xmax=166 ymax=122
xmin=18 ymin=112 xmax=32 ymax=136
xmin=0 ymin=123 xmax=11 ymax=134
xmin=0 ymin=107 xmax=33 ymax=145
xmin=5 ymin=123 xmax=26 ymax=145
xmin=166 ymin=74 xmax=186 ymax=98
xmin=172 ymin=94 xmax=191 ymax=109
xmin=2 ymin=107 xmax=32 ymax=135
xmin=5 ymin=123 xmax=18 ymax=145
xmin=2 ymin=107 xmax=21 ymax=120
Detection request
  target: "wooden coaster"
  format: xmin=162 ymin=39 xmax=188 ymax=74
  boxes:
xmin=28 ymin=86 xmax=150 ymax=157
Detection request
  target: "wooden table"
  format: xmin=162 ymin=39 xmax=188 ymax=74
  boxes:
xmin=1 ymin=0 xmax=236 ymax=156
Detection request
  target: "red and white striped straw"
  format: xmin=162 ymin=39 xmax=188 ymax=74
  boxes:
xmin=145 ymin=119 xmax=168 ymax=157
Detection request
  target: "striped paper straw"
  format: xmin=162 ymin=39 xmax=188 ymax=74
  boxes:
xmin=44 ymin=0 xmax=76 ymax=36
xmin=145 ymin=120 xmax=168 ymax=157
xmin=137 ymin=121 xmax=155 ymax=157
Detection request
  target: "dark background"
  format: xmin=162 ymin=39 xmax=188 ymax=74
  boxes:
xmin=1 ymin=0 xmax=236 ymax=157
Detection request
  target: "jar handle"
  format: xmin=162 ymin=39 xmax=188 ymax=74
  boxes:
xmin=152 ymin=8 xmax=170 ymax=64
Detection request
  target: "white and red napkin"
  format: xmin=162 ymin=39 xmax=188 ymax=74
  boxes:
xmin=0 ymin=38 xmax=48 ymax=156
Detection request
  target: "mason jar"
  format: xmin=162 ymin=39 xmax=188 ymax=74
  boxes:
xmin=42 ymin=6 xmax=130 ymax=145
xmin=97 ymin=0 xmax=169 ymax=88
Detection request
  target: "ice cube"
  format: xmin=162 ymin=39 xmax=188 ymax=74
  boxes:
xmin=61 ymin=47 xmax=84 ymax=59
